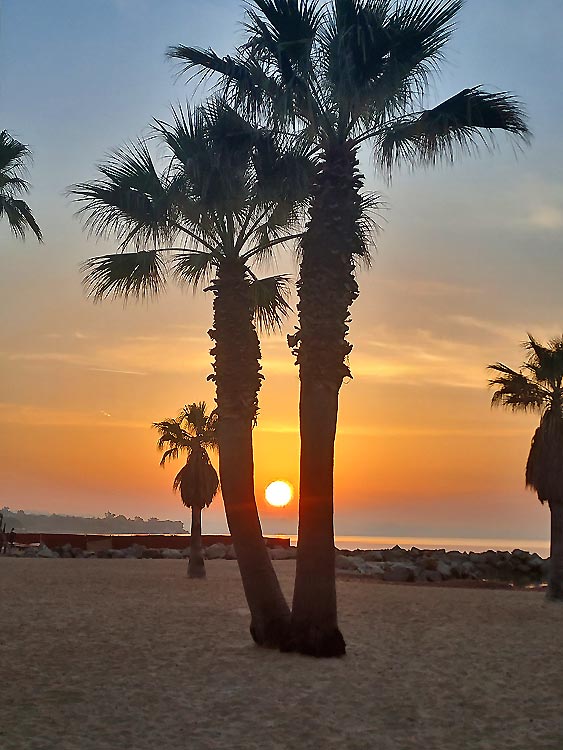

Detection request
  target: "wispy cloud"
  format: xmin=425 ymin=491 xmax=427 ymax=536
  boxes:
xmin=0 ymin=403 xmax=145 ymax=429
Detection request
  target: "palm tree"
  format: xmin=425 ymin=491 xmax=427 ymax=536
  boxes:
xmin=170 ymin=0 xmax=530 ymax=656
xmin=154 ymin=403 xmax=219 ymax=578
xmin=70 ymin=101 xmax=313 ymax=647
xmin=0 ymin=130 xmax=42 ymax=241
xmin=489 ymin=335 xmax=563 ymax=602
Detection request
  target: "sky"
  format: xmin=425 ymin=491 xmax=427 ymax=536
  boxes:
xmin=1 ymin=0 xmax=563 ymax=541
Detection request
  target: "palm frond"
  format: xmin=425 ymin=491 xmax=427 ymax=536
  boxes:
xmin=249 ymin=273 xmax=292 ymax=332
xmin=172 ymin=249 xmax=218 ymax=290
xmin=243 ymin=0 xmax=321 ymax=80
xmin=523 ymin=334 xmax=563 ymax=388
xmin=81 ymin=250 xmax=167 ymax=301
xmin=168 ymin=45 xmax=283 ymax=120
xmin=376 ymin=87 xmax=530 ymax=173
xmin=488 ymin=362 xmax=547 ymax=413
xmin=0 ymin=131 xmax=42 ymax=241
xmin=0 ymin=196 xmax=43 ymax=241
xmin=0 ymin=130 xmax=31 ymax=177
xmin=70 ymin=140 xmax=174 ymax=249
xmin=173 ymin=450 xmax=219 ymax=509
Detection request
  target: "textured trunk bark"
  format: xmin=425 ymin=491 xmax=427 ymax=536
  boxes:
xmin=289 ymin=142 xmax=363 ymax=657
xmin=210 ymin=258 xmax=291 ymax=647
xmin=188 ymin=505 xmax=206 ymax=579
xmin=548 ymin=502 xmax=563 ymax=601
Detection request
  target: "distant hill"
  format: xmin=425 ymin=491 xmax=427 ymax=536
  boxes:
xmin=0 ymin=507 xmax=185 ymax=535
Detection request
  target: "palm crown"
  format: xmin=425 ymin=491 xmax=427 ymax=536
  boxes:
xmin=154 ymin=402 xmax=219 ymax=509
xmin=169 ymin=0 xmax=529 ymax=171
xmin=0 ymin=130 xmax=42 ymax=241
xmin=490 ymin=335 xmax=563 ymax=505
xmin=71 ymin=101 xmax=314 ymax=331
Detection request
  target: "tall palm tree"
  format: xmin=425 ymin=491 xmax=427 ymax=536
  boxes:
xmin=170 ymin=0 xmax=530 ymax=655
xmin=0 ymin=130 xmax=42 ymax=241
xmin=70 ymin=101 xmax=313 ymax=647
xmin=154 ymin=402 xmax=219 ymax=578
xmin=489 ymin=335 xmax=563 ymax=602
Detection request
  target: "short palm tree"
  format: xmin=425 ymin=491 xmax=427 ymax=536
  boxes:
xmin=489 ymin=335 xmax=563 ymax=602
xmin=0 ymin=130 xmax=42 ymax=241
xmin=155 ymin=402 xmax=219 ymax=578
xmin=170 ymin=0 xmax=530 ymax=657
xmin=70 ymin=101 xmax=313 ymax=646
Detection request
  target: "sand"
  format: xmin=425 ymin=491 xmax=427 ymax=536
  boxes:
xmin=1 ymin=559 xmax=563 ymax=750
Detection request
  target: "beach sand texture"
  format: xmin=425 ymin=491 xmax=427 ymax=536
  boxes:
xmin=1 ymin=559 xmax=562 ymax=750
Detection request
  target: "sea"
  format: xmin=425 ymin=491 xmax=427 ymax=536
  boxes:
xmin=278 ymin=535 xmax=551 ymax=557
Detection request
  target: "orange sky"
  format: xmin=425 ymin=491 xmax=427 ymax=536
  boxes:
xmin=2 ymin=0 xmax=562 ymax=542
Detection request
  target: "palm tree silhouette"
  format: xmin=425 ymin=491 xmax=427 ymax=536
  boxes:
xmin=154 ymin=403 xmax=219 ymax=579
xmin=489 ymin=335 xmax=563 ymax=602
xmin=70 ymin=101 xmax=313 ymax=647
xmin=170 ymin=0 xmax=530 ymax=656
xmin=0 ymin=130 xmax=42 ymax=241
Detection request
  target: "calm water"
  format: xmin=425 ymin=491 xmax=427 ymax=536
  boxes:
xmin=281 ymin=535 xmax=550 ymax=557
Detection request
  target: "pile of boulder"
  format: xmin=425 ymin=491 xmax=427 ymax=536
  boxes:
xmin=335 ymin=545 xmax=549 ymax=585
xmin=13 ymin=541 xmax=297 ymax=561
xmin=10 ymin=541 xmax=550 ymax=585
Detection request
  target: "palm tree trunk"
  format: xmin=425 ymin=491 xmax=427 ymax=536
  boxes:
xmin=188 ymin=505 xmax=206 ymax=579
xmin=210 ymin=258 xmax=291 ymax=647
xmin=548 ymin=502 xmax=563 ymax=601
xmin=289 ymin=142 xmax=363 ymax=657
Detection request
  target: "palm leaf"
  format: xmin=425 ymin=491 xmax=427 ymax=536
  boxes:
xmin=376 ymin=87 xmax=530 ymax=172
xmin=488 ymin=362 xmax=547 ymax=413
xmin=172 ymin=249 xmax=218 ymax=290
xmin=81 ymin=250 xmax=167 ymax=301
xmin=0 ymin=196 xmax=43 ymax=241
xmin=250 ymin=273 xmax=292 ymax=332
xmin=70 ymin=140 xmax=174 ymax=249
xmin=0 ymin=131 xmax=42 ymax=241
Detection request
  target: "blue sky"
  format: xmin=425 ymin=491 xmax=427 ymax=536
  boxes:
xmin=1 ymin=1 xmax=563 ymax=540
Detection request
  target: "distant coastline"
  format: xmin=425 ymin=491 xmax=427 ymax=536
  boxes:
xmin=0 ymin=507 xmax=185 ymax=535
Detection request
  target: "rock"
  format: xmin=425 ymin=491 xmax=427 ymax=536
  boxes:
xmin=383 ymin=563 xmax=415 ymax=582
xmin=363 ymin=550 xmax=384 ymax=563
xmin=381 ymin=545 xmax=408 ymax=562
xmin=142 ymin=548 xmax=162 ymax=559
xmin=96 ymin=549 xmax=112 ymax=558
xmin=109 ymin=549 xmax=126 ymax=559
xmin=459 ymin=561 xmax=478 ymax=579
xmin=527 ymin=553 xmax=544 ymax=569
xmin=335 ymin=554 xmax=362 ymax=571
xmin=436 ymin=561 xmax=452 ymax=580
xmin=225 ymin=544 xmax=237 ymax=560
xmin=270 ymin=546 xmax=296 ymax=560
xmin=181 ymin=547 xmax=191 ymax=558
xmin=161 ymin=548 xmax=182 ymax=559
xmin=423 ymin=570 xmax=443 ymax=583
xmin=361 ymin=562 xmax=385 ymax=579
xmin=60 ymin=543 xmax=74 ymax=558
xmin=72 ymin=548 xmax=84 ymax=558
xmin=205 ymin=543 xmax=226 ymax=560
xmin=123 ymin=544 xmax=146 ymax=559
xmin=23 ymin=546 xmax=39 ymax=557
xmin=37 ymin=544 xmax=59 ymax=558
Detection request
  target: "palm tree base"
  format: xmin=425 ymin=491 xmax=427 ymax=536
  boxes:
xmin=188 ymin=557 xmax=206 ymax=579
xmin=188 ymin=568 xmax=206 ymax=579
xmin=249 ymin=616 xmax=291 ymax=650
xmin=282 ymin=623 xmax=346 ymax=658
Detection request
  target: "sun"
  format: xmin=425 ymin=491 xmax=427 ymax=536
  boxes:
xmin=265 ymin=480 xmax=293 ymax=508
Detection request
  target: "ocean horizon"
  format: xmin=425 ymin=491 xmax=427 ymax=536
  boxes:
xmin=279 ymin=535 xmax=551 ymax=557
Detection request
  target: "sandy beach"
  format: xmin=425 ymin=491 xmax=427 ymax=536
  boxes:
xmin=1 ymin=559 xmax=563 ymax=750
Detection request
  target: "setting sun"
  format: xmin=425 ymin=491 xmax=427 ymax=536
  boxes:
xmin=265 ymin=480 xmax=294 ymax=508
